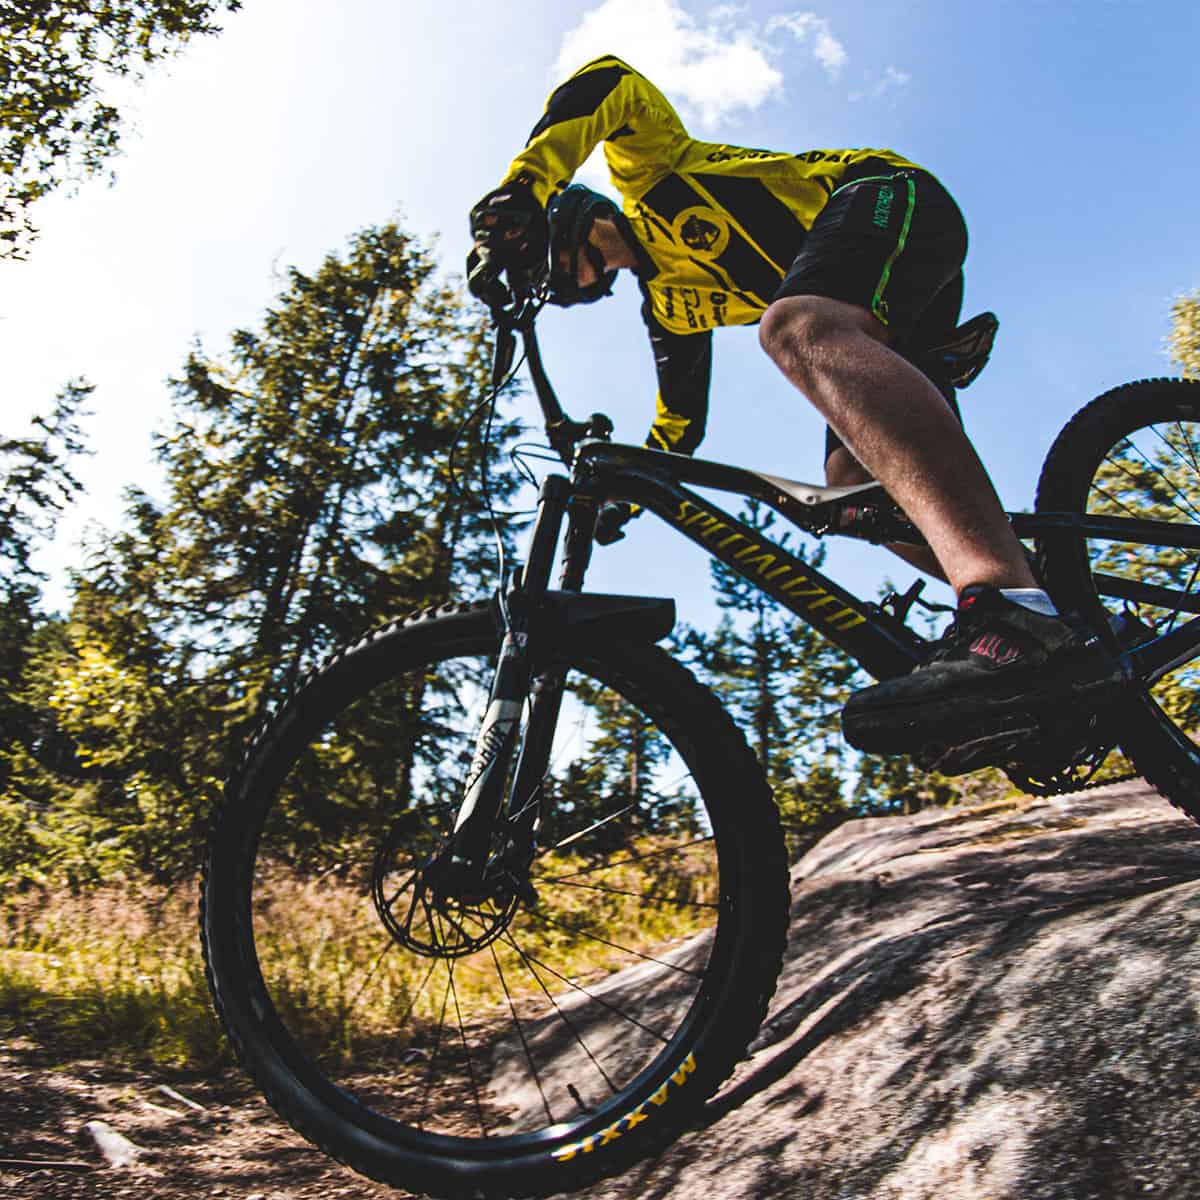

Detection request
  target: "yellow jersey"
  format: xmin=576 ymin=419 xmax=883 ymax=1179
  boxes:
xmin=505 ymin=54 xmax=920 ymax=337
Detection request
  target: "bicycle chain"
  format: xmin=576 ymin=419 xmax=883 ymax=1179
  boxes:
xmin=1007 ymin=762 xmax=1140 ymax=798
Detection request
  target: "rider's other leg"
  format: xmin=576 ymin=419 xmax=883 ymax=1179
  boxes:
xmin=823 ymin=445 xmax=947 ymax=581
xmin=759 ymin=293 xmax=1037 ymax=595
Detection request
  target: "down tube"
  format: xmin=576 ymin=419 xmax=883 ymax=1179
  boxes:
xmin=637 ymin=479 xmax=922 ymax=680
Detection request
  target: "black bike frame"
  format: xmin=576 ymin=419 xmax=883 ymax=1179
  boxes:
xmin=570 ymin=440 xmax=926 ymax=681
xmin=561 ymin=438 xmax=1200 ymax=686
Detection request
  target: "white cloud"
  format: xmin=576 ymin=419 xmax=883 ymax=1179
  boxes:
xmin=849 ymin=64 xmax=912 ymax=103
xmin=554 ymin=0 xmax=784 ymax=129
xmin=766 ymin=13 xmax=848 ymax=80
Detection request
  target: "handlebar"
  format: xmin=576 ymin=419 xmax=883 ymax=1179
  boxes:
xmin=482 ymin=267 xmax=612 ymax=469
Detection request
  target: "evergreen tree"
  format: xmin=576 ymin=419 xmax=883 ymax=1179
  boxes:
xmin=683 ymin=501 xmax=861 ymax=859
xmin=544 ymin=677 xmax=691 ymax=854
xmin=12 ymin=223 xmax=519 ymax=881
xmin=0 ymin=383 xmax=89 ymax=762
xmin=1169 ymin=290 xmax=1200 ymax=378
xmin=0 ymin=384 xmax=90 ymax=883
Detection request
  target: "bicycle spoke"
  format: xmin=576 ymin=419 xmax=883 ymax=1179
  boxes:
xmin=1110 ymin=437 xmax=1200 ymax=524
xmin=1152 ymin=420 xmax=1200 ymax=483
xmin=500 ymin=930 xmax=619 ymax=1094
xmin=540 ymin=803 xmax=637 ymax=856
xmin=1090 ymin=473 xmax=1153 ymax=522
xmin=535 ymin=835 xmax=714 ymax=880
xmin=505 ymin=935 xmax=675 ymax=1043
xmin=537 ymin=876 xmax=718 ymax=911
xmin=528 ymin=909 xmax=705 ymax=980
xmin=419 ymin=966 xmax=454 ymax=1131
xmin=1166 ymin=557 xmax=1200 ymax=636
xmin=448 ymin=962 xmax=488 ymax=1137
xmin=391 ymin=957 xmax=440 ymax=1034
xmin=490 ymin=943 xmax=555 ymax=1125
xmin=384 ymin=866 xmax=420 ymax=911
xmin=345 ymin=935 xmax=399 ymax=1013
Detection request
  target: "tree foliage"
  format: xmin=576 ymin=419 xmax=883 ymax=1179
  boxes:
xmin=0 ymin=383 xmax=89 ymax=761
xmin=1169 ymin=290 xmax=1200 ymax=379
xmin=4 ymin=222 xmax=518 ymax=883
xmin=0 ymin=0 xmax=240 ymax=254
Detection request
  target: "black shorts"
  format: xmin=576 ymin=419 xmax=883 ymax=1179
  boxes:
xmin=773 ymin=165 xmax=969 ymax=460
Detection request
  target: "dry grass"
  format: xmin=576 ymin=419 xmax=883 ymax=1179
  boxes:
xmin=0 ymin=837 xmax=719 ymax=1069
xmin=0 ymin=884 xmax=221 ymax=1066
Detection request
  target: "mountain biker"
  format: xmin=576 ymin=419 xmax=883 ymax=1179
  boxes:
xmin=468 ymin=54 xmax=1124 ymax=763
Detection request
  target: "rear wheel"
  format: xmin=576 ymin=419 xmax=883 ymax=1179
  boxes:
xmin=201 ymin=602 xmax=789 ymax=1197
xmin=1035 ymin=378 xmax=1200 ymax=821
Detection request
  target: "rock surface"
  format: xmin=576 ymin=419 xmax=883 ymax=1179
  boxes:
xmin=576 ymin=780 xmax=1200 ymax=1200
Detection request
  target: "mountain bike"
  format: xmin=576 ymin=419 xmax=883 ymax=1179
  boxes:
xmin=201 ymin=279 xmax=1200 ymax=1198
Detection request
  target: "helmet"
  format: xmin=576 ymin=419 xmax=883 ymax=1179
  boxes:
xmin=546 ymin=185 xmax=620 ymax=306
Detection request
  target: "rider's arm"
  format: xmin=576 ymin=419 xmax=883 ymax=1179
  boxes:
xmin=641 ymin=293 xmax=712 ymax=456
xmin=503 ymin=55 xmax=689 ymax=205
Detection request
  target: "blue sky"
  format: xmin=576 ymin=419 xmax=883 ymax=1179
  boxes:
xmin=2 ymin=0 xmax=1198 ymax=629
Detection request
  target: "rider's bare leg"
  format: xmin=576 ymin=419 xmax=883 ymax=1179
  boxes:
xmin=824 ymin=446 xmax=947 ymax=581
xmin=760 ymin=294 xmax=1037 ymax=595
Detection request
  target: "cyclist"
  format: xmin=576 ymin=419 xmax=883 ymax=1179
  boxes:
xmin=468 ymin=55 xmax=1124 ymax=763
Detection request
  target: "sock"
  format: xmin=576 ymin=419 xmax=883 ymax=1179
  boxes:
xmin=999 ymin=587 xmax=1058 ymax=618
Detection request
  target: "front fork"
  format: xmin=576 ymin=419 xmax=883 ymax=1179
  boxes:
xmin=425 ymin=475 xmax=597 ymax=900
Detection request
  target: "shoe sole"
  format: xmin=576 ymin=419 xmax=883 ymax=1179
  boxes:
xmin=842 ymin=673 xmax=1129 ymax=758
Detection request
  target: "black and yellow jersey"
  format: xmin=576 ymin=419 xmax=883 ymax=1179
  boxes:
xmin=501 ymin=54 xmax=921 ymax=454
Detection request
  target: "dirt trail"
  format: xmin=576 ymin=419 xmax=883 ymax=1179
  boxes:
xmin=0 ymin=1045 xmax=413 ymax=1199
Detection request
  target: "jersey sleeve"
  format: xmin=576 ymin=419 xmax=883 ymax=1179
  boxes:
xmin=641 ymin=291 xmax=712 ymax=456
xmin=503 ymin=56 xmax=689 ymax=205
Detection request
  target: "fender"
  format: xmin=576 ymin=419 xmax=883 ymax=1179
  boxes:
xmin=494 ymin=591 xmax=676 ymax=644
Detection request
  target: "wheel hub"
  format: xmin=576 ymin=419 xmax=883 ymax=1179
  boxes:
xmin=370 ymin=830 xmax=530 ymax=959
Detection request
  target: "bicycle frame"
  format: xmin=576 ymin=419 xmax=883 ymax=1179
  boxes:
xmin=570 ymin=439 xmax=925 ymax=679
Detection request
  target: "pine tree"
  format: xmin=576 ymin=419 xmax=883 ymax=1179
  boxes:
xmin=0 ymin=384 xmax=90 ymax=883
xmin=0 ymin=383 xmax=89 ymax=761
xmin=15 ymin=223 xmax=519 ymax=881
xmin=1169 ymin=290 xmax=1200 ymax=378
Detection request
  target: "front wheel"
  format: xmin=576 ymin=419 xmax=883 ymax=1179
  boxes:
xmin=1035 ymin=377 xmax=1200 ymax=823
xmin=201 ymin=602 xmax=788 ymax=1198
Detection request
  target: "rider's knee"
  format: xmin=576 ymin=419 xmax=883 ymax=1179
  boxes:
xmin=759 ymin=295 xmax=877 ymax=384
xmin=759 ymin=296 xmax=820 ymax=365
xmin=825 ymin=446 xmax=871 ymax=487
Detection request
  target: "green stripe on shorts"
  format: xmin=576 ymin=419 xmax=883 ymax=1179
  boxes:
xmin=871 ymin=175 xmax=917 ymax=325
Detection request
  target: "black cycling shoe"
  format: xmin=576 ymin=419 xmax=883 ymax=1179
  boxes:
xmin=842 ymin=584 xmax=1129 ymax=758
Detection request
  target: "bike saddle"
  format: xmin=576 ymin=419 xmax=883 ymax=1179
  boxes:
xmin=915 ymin=311 xmax=999 ymax=390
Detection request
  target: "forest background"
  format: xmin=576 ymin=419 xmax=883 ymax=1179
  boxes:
xmin=1 ymin=0 xmax=1198 ymax=1066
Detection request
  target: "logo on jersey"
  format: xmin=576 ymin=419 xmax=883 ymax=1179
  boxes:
xmin=674 ymin=207 xmax=729 ymax=257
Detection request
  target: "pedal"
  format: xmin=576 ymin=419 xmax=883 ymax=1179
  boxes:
xmin=916 ymin=724 xmax=1039 ymax=776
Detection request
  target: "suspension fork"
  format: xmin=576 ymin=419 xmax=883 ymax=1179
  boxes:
xmin=429 ymin=476 xmax=585 ymax=893
xmin=501 ymin=490 xmax=600 ymax=848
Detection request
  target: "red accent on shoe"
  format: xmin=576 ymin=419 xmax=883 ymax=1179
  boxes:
xmin=969 ymin=633 xmax=1021 ymax=666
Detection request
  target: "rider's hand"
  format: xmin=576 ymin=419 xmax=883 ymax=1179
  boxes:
xmin=466 ymin=246 xmax=511 ymax=309
xmin=469 ymin=178 xmax=547 ymax=273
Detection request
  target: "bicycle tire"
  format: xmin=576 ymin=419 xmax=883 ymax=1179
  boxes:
xmin=201 ymin=600 xmax=789 ymax=1198
xmin=1035 ymin=377 xmax=1200 ymax=823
